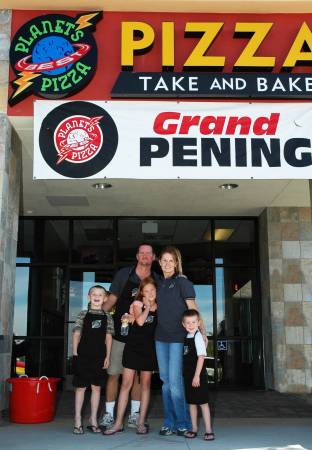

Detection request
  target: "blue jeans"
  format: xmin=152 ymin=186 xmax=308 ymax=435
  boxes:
xmin=155 ymin=341 xmax=191 ymax=430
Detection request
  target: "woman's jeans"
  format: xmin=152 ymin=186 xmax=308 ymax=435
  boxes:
xmin=155 ymin=341 xmax=191 ymax=430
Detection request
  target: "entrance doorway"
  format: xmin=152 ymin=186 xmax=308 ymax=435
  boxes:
xmin=14 ymin=217 xmax=263 ymax=388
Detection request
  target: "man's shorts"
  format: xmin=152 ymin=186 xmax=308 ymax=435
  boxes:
xmin=107 ymin=339 xmax=125 ymax=375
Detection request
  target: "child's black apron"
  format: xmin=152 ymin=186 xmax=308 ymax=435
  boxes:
xmin=183 ymin=330 xmax=209 ymax=404
xmin=76 ymin=311 xmax=107 ymax=385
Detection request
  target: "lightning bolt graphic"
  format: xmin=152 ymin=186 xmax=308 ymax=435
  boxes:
xmin=12 ymin=71 xmax=41 ymax=99
xmin=75 ymin=13 xmax=100 ymax=31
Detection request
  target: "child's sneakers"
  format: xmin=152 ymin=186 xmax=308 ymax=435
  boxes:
xmin=159 ymin=426 xmax=175 ymax=436
xmin=99 ymin=412 xmax=114 ymax=428
xmin=127 ymin=411 xmax=139 ymax=428
xmin=176 ymin=428 xmax=188 ymax=436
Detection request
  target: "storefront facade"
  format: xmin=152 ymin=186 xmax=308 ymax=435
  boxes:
xmin=1 ymin=1 xmax=312 ymax=412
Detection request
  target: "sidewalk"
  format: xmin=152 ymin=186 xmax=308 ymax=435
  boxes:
xmin=55 ymin=390 xmax=312 ymax=418
xmin=0 ymin=417 xmax=311 ymax=450
xmin=1 ymin=390 xmax=312 ymax=450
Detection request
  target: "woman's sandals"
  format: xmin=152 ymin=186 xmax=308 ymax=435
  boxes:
xmin=136 ymin=424 xmax=149 ymax=434
xmin=184 ymin=431 xmax=197 ymax=438
xmin=73 ymin=425 xmax=84 ymax=435
xmin=103 ymin=426 xmax=124 ymax=435
xmin=86 ymin=425 xmax=102 ymax=433
xmin=204 ymin=432 xmax=215 ymax=441
xmin=184 ymin=430 xmax=215 ymax=441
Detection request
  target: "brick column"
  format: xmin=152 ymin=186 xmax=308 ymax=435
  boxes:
xmin=259 ymin=207 xmax=312 ymax=393
xmin=0 ymin=116 xmax=21 ymax=412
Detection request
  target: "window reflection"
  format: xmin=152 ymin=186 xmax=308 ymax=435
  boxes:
xmin=16 ymin=257 xmax=31 ymax=263
xmin=194 ymin=285 xmax=213 ymax=336
xmin=68 ymin=270 xmax=112 ymax=321
xmin=17 ymin=220 xmax=69 ymax=262
xmin=12 ymin=338 xmax=64 ymax=378
xmin=14 ymin=266 xmax=30 ymax=336
xmin=216 ymin=340 xmax=261 ymax=387
xmin=72 ymin=220 xmax=114 ymax=264
xmin=118 ymin=219 xmax=212 ymax=265
xmin=17 ymin=220 xmax=34 ymax=259
xmin=214 ymin=220 xmax=255 ymax=265
xmin=216 ymin=267 xmax=257 ymax=337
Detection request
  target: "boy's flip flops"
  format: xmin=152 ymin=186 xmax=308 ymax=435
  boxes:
xmin=103 ymin=427 xmax=124 ymax=435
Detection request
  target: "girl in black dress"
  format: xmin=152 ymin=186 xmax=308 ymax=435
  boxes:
xmin=72 ymin=285 xmax=114 ymax=435
xmin=104 ymin=277 xmax=157 ymax=435
xmin=182 ymin=309 xmax=214 ymax=441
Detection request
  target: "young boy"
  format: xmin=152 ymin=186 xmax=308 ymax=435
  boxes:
xmin=72 ymin=285 xmax=114 ymax=434
xmin=182 ymin=309 xmax=215 ymax=441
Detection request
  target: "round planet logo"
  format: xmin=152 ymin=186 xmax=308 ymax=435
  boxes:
xmin=32 ymin=36 xmax=75 ymax=75
xmin=54 ymin=115 xmax=104 ymax=165
xmin=39 ymin=101 xmax=119 ymax=179
xmin=9 ymin=12 xmax=102 ymax=105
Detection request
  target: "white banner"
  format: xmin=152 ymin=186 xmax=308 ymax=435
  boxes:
xmin=34 ymin=100 xmax=312 ymax=179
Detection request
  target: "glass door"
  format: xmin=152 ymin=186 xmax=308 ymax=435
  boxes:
xmin=13 ymin=265 xmax=66 ymax=378
xmin=214 ymin=220 xmax=263 ymax=388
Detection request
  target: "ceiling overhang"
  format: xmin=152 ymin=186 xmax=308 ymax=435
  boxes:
xmin=2 ymin=0 xmax=312 ymax=13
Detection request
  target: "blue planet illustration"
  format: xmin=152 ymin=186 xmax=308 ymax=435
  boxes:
xmin=32 ymin=36 xmax=74 ymax=75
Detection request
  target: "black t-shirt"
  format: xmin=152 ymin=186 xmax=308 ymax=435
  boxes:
xmin=109 ymin=266 xmax=159 ymax=341
xmin=155 ymin=274 xmax=196 ymax=343
xmin=109 ymin=266 xmax=140 ymax=298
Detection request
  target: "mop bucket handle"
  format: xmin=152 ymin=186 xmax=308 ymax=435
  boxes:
xmin=36 ymin=376 xmax=52 ymax=394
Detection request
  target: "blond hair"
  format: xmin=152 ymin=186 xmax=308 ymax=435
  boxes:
xmin=159 ymin=246 xmax=183 ymax=275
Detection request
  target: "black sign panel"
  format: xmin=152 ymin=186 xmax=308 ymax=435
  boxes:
xmin=39 ymin=101 xmax=118 ymax=178
xmin=112 ymin=72 xmax=312 ymax=99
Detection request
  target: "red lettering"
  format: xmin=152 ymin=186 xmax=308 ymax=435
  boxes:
xmin=200 ymin=116 xmax=226 ymax=134
xmin=226 ymin=117 xmax=251 ymax=135
xmin=253 ymin=113 xmax=280 ymax=135
xmin=179 ymin=115 xmax=200 ymax=134
xmin=153 ymin=112 xmax=180 ymax=134
xmin=153 ymin=112 xmax=279 ymax=136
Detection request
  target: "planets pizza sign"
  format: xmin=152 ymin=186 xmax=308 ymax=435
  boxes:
xmin=38 ymin=101 xmax=118 ymax=178
xmin=9 ymin=12 xmax=102 ymax=105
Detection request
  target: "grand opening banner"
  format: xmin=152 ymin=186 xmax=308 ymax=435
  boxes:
xmin=34 ymin=100 xmax=312 ymax=179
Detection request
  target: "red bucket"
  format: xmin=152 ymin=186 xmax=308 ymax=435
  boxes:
xmin=7 ymin=376 xmax=60 ymax=424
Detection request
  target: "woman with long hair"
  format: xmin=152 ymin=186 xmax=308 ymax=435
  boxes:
xmin=155 ymin=246 xmax=206 ymax=436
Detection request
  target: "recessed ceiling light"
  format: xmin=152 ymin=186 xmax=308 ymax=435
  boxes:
xmin=25 ymin=209 xmax=34 ymax=214
xmin=92 ymin=183 xmax=112 ymax=190
xmin=218 ymin=183 xmax=239 ymax=190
